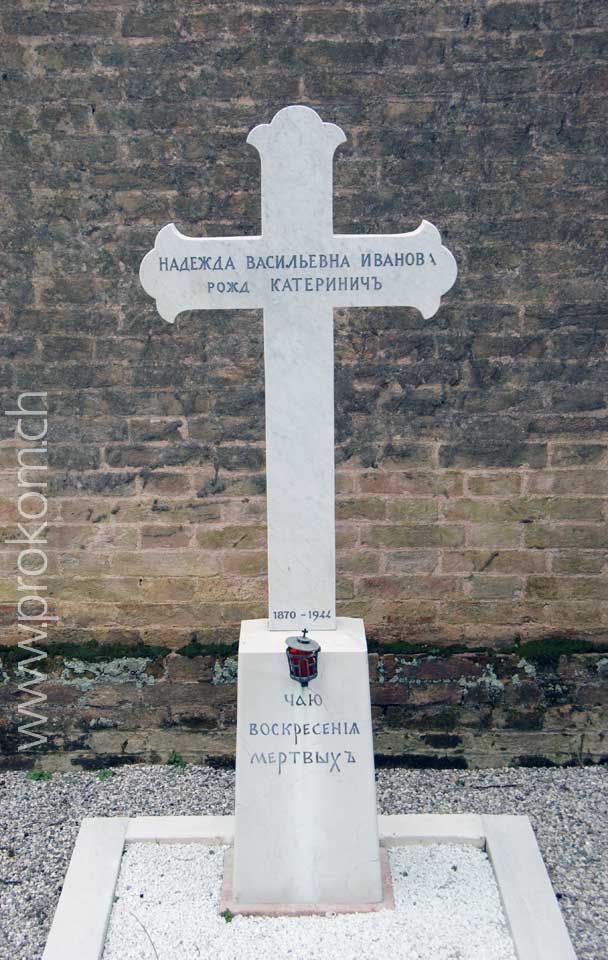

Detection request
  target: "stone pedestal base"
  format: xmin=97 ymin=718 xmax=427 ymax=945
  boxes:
xmin=233 ymin=617 xmax=383 ymax=906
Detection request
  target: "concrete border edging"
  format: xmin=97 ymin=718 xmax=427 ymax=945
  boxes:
xmin=42 ymin=814 xmax=577 ymax=960
xmin=125 ymin=814 xmax=234 ymax=843
xmin=483 ymin=815 xmax=577 ymax=960
xmin=378 ymin=813 xmax=485 ymax=847
xmin=42 ymin=817 xmax=128 ymax=960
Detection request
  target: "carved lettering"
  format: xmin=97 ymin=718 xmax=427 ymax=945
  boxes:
xmin=248 ymin=717 xmax=361 ymax=747
xmin=208 ymin=281 xmax=250 ymax=295
xmin=249 ymin=749 xmax=353 ymax=773
xmin=360 ymin=251 xmax=427 ymax=269
xmin=269 ymin=275 xmax=381 ymax=294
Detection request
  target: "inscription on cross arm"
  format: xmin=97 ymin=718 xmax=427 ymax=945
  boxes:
xmin=140 ymin=106 xmax=457 ymax=631
xmin=141 ymin=220 xmax=453 ymax=322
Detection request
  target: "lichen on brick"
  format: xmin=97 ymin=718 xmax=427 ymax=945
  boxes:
xmin=61 ymin=657 xmax=157 ymax=690
xmin=517 ymin=658 xmax=538 ymax=677
xmin=212 ymin=656 xmax=238 ymax=685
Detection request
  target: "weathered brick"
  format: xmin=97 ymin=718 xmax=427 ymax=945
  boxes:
xmin=222 ymin=551 xmax=267 ymax=576
xmin=141 ymin=525 xmax=191 ymax=549
xmin=196 ymin=473 xmax=266 ymax=498
xmin=49 ymin=472 xmax=136 ymax=497
xmin=384 ymin=550 xmax=439 ymax=574
xmin=551 ymin=551 xmax=605 ymax=575
xmin=439 ymin=442 xmax=547 ymax=469
xmin=49 ymin=444 xmax=100 ymax=470
xmin=358 ymin=471 xmax=463 ymax=497
xmin=443 ymin=599 xmax=545 ymax=625
xmin=0 ymin=579 xmax=16 ymax=602
xmin=466 ymin=473 xmax=522 ymax=497
xmin=551 ymin=444 xmax=607 ymax=467
xmin=441 ymin=550 xmax=547 ymax=575
xmin=335 ymin=472 xmax=357 ymax=495
xmin=358 ymin=576 xmax=462 ymax=599
xmin=525 ymin=524 xmax=607 ymax=549
xmin=553 ymin=472 xmax=608 ymax=496
xmin=337 ymin=551 xmax=382 ymax=574
xmin=130 ymin=419 xmax=185 ymax=443
xmin=544 ymin=602 xmax=607 ymax=627
xmin=335 ymin=527 xmax=359 ymax=550
xmin=526 ymin=470 xmax=608 ymax=497
xmin=386 ymin=500 xmax=439 ymax=521
xmin=195 ymin=525 xmax=266 ymax=550
xmin=3 ymin=11 xmax=118 ymax=36
xmin=335 ymin=498 xmax=386 ymax=520
xmin=527 ymin=577 xmax=608 ymax=601
xmin=379 ymin=443 xmax=435 ymax=469
xmin=57 ymin=550 xmax=221 ymax=578
xmin=544 ymin=498 xmax=604 ymax=521
xmin=361 ymin=525 xmax=465 ymax=548
xmin=337 ymin=576 xmax=355 ymax=600
xmin=467 ymin=524 xmax=523 ymax=548
xmin=52 ymin=524 xmax=137 ymax=551
xmin=482 ymin=2 xmax=543 ymax=32
xmin=138 ymin=472 xmax=191 ymax=496
xmin=122 ymin=13 xmax=181 ymax=39
xmin=444 ymin=498 xmax=543 ymax=523
xmin=35 ymin=44 xmax=94 ymax=72
xmin=470 ymin=576 xmax=524 ymax=599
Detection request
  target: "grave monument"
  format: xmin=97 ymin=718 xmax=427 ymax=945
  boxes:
xmin=141 ymin=105 xmax=457 ymax=910
xmin=42 ymin=105 xmax=578 ymax=960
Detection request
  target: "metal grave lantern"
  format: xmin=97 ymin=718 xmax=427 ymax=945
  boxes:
xmin=285 ymin=628 xmax=321 ymax=687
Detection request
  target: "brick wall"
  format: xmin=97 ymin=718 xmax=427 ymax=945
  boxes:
xmin=1 ymin=0 xmax=606 ymax=767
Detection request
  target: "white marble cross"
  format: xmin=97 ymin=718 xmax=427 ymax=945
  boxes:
xmin=140 ymin=106 xmax=457 ymax=632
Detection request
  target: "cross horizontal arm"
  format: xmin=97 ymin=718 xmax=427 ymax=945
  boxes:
xmin=140 ymin=220 xmax=456 ymax=324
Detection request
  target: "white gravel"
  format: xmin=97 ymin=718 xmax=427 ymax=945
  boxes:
xmin=103 ymin=842 xmax=516 ymax=960
xmin=0 ymin=765 xmax=605 ymax=960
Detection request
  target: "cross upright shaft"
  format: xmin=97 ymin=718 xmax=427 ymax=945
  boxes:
xmin=259 ymin=293 xmax=336 ymax=631
xmin=246 ymin=109 xmax=347 ymax=631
